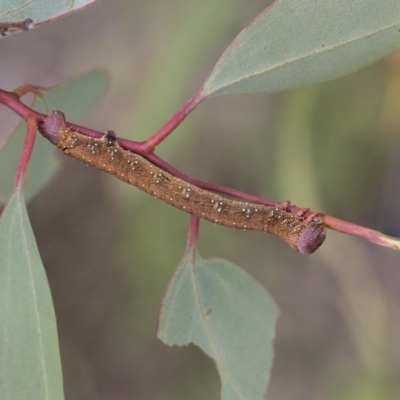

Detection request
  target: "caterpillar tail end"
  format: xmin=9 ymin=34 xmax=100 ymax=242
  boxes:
xmin=297 ymin=223 xmax=326 ymax=254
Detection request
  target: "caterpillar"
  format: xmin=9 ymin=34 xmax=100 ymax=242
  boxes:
xmin=39 ymin=111 xmax=326 ymax=254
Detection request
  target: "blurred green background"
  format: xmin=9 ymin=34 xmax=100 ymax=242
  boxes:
xmin=1 ymin=0 xmax=400 ymax=399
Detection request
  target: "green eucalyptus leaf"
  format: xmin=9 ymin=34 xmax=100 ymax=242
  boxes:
xmin=202 ymin=0 xmax=400 ymax=97
xmin=157 ymin=250 xmax=278 ymax=400
xmin=0 ymin=189 xmax=64 ymax=400
xmin=0 ymin=69 xmax=110 ymax=202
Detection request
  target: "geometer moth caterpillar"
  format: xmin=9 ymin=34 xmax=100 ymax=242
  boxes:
xmin=39 ymin=111 xmax=326 ymax=254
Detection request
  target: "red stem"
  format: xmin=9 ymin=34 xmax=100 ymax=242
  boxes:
xmin=324 ymin=215 xmax=399 ymax=250
xmin=1 ymin=85 xmax=399 ymax=252
xmin=14 ymin=118 xmax=37 ymax=190
xmin=0 ymin=88 xmax=42 ymax=121
xmin=135 ymin=90 xmax=205 ymax=154
xmin=13 ymin=84 xmax=47 ymax=98
xmin=187 ymin=215 xmax=200 ymax=253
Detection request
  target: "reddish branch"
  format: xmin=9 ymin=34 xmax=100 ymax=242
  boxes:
xmin=187 ymin=215 xmax=200 ymax=253
xmin=0 ymin=85 xmax=399 ymax=252
xmin=14 ymin=117 xmax=37 ymax=190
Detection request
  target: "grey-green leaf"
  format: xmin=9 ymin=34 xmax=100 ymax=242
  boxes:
xmin=0 ymin=189 xmax=64 ymax=400
xmin=0 ymin=69 xmax=110 ymax=202
xmin=202 ymin=0 xmax=400 ymax=97
xmin=157 ymin=251 xmax=278 ymax=400
xmin=0 ymin=0 xmax=97 ymax=37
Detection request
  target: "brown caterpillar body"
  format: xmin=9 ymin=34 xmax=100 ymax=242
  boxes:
xmin=39 ymin=111 xmax=326 ymax=254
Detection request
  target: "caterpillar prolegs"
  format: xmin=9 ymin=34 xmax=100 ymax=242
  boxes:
xmin=39 ymin=111 xmax=326 ymax=254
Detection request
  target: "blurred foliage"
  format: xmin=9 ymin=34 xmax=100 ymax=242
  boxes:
xmin=1 ymin=0 xmax=400 ymax=399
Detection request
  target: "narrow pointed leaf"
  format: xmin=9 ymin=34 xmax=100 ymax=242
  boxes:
xmin=0 ymin=189 xmax=64 ymax=400
xmin=0 ymin=69 xmax=110 ymax=202
xmin=157 ymin=251 xmax=278 ymax=400
xmin=202 ymin=0 xmax=400 ymax=97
